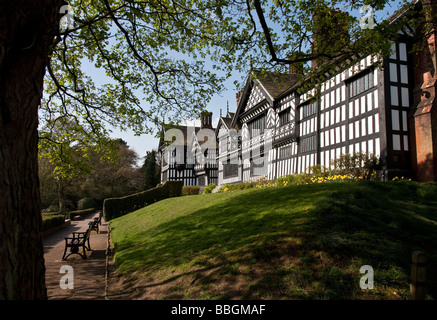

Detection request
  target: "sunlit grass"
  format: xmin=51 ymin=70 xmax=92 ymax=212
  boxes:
xmin=110 ymin=181 xmax=437 ymax=299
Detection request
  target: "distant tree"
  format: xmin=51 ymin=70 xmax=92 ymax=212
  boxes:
xmin=89 ymin=139 xmax=142 ymax=198
xmin=38 ymin=117 xmax=118 ymax=212
xmin=39 ymin=134 xmax=141 ymax=211
xmin=142 ymin=150 xmax=161 ymax=190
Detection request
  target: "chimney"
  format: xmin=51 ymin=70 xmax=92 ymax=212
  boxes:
xmin=236 ymin=91 xmax=242 ymax=106
xmin=201 ymin=111 xmax=213 ymax=129
xmin=311 ymin=7 xmax=350 ymax=69
xmin=289 ymin=63 xmax=300 ymax=75
xmin=409 ymin=0 xmax=437 ymax=182
xmin=288 ymin=55 xmax=304 ymax=75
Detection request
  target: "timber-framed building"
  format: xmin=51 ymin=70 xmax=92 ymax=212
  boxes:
xmin=158 ymin=112 xmax=218 ymax=187
xmin=160 ymin=0 xmax=437 ymax=186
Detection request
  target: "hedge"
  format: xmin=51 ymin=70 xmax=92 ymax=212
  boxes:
xmin=181 ymin=185 xmax=200 ymax=196
xmin=42 ymin=213 xmax=65 ymax=232
xmin=103 ymin=180 xmax=183 ymax=221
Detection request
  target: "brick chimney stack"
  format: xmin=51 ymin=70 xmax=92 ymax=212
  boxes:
xmin=236 ymin=91 xmax=242 ymax=106
xmin=289 ymin=61 xmax=304 ymax=75
xmin=201 ymin=111 xmax=213 ymax=129
xmin=409 ymin=0 xmax=437 ymax=182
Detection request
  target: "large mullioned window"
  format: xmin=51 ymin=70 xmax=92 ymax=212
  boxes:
xmin=301 ymin=101 xmax=317 ymax=118
xmin=248 ymin=114 xmax=266 ymax=137
xmin=348 ymin=70 xmax=374 ymax=98
xmin=298 ymin=100 xmax=318 ymax=154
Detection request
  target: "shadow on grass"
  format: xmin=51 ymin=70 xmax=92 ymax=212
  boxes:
xmin=111 ymin=181 xmax=437 ymax=299
xmin=309 ymin=181 xmax=437 ymax=299
xmin=113 ymin=183 xmax=329 ymax=261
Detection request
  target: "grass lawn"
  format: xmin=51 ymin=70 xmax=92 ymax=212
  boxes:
xmin=109 ymin=181 xmax=437 ymax=300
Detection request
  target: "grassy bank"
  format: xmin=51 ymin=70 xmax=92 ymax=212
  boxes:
xmin=109 ymin=181 xmax=437 ymax=300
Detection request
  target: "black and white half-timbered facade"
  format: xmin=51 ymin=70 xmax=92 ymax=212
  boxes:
xmin=216 ymin=48 xmax=412 ymax=184
xmin=158 ymin=112 xmax=218 ymax=187
xmin=215 ymin=4 xmax=422 ymax=185
xmin=159 ymin=0 xmax=437 ymax=186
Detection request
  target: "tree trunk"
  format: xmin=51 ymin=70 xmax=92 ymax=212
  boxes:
xmin=0 ymin=0 xmax=61 ymax=299
xmin=58 ymin=177 xmax=65 ymax=213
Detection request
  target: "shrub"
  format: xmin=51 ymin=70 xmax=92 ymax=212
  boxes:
xmin=203 ymin=183 xmax=216 ymax=194
xmin=182 ymin=186 xmax=200 ymax=196
xmin=275 ymin=174 xmax=296 ymax=187
xmin=217 ymin=153 xmax=384 ymax=194
xmin=330 ymin=152 xmax=381 ymax=180
xmin=41 ymin=205 xmax=59 ymax=213
xmin=77 ymin=197 xmax=97 ymax=210
xmin=65 ymin=208 xmax=96 ymax=220
xmin=103 ymin=180 xmax=183 ymax=221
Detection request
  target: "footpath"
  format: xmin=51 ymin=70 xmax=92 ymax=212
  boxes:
xmin=43 ymin=211 xmax=110 ymax=300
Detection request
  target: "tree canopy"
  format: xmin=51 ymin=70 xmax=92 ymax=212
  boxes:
xmin=42 ymin=0 xmax=422 ymax=144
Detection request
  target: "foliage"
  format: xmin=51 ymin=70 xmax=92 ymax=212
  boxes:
xmin=77 ymin=197 xmax=98 ymax=210
xmin=38 ymin=116 xmax=118 ymax=179
xmin=181 ymin=186 xmax=201 ymax=196
xmin=202 ymin=183 xmax=216 ymax=194
xmin=40 ymin=209 xmax=95 ymax=232
xmin=39 ymin=0 xmax=424 ymax=144
xmin=41 ymin=205 xmax=60 ymax=214
xmin=220 ymin=153 xmax=383 ymax=193
xmin=330 ymin=152 xmax=381 ymax=180
xmin=142 ymin=150 xmax=161 ymax=190
xmin=39 ymin=138 xmax=143 ymax=212
xmin=42 ymin=0 xmax=232 ymax=141
xmin=103 ymin=180 xmax=183 ymax=221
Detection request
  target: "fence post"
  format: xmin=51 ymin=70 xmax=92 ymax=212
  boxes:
xmin=410 ymin=251 xmax=427 ymax=300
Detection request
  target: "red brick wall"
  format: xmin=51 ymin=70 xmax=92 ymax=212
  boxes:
xmin=410 ymin=20 xmax=437 ymax=181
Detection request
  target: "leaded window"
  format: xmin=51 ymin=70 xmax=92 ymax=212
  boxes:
xmin=279 ymin=109 xmax=290 ymax=126
xmin=348 ymin=71 xmax=374 ymax=98
xmin=248 ymin=114 xmax=266 ymax=137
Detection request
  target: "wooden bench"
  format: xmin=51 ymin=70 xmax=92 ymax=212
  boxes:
xmin=88 ymin=216 xmax=100 ymax=233
xmin=62 ymin=228 xmax=92 ymax=260
xmin=98 ymin=211 xmax=103 ymax=225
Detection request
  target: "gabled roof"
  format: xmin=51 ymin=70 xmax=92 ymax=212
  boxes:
xmin=252 ymin=70 xmax=300 ymax=99
xmin=158 ymin=124 xmax=201 ymax=149
xmin=231 ymin=70 xmax=299 ymax=127
xmin=215 ymin=112 xmax=240 ymax=138
xmin=158 ymin=122 xmax=218 ymax=151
